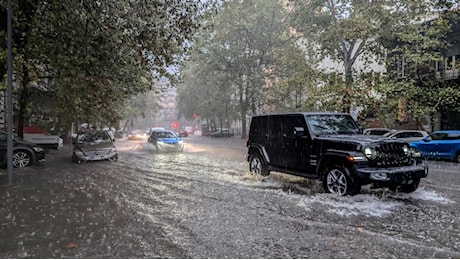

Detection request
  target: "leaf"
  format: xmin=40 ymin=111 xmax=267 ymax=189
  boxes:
xmin=64 ymin=242 xmax=79 ymax=249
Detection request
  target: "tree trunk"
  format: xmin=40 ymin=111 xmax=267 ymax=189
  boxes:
xmin=17 ymin=64 xmax=30 ymax=139
xmin=343 ymin=63 xmax=354 ymax=113
xmin=239 ymin=80 xmax=248 ymax=139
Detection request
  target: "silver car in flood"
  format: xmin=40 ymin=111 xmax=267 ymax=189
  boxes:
xmin=72 ymin=130 xmax=118 ymax=163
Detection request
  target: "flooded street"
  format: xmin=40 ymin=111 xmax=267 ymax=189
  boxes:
xmin=1 ymin=135 xmax=460 ymax=258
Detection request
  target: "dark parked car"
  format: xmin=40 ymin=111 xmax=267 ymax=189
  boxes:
xmin=209 ymin=128 xmax=234 ymax=137
xmin=148 ymin=130 xmax=184 ymax=152
xmin=247 ymin=112 xmax=428 ymax=196
xmin=72 ymin=130 xmax=118 ymax=163
xmin=409 ymin=130 xmax=460 ymax=163
xmin=114 ymin=130 xmax=126 ymax=139
xmin=177 ymin=130 xmax=188 ymax=137
xmin=0 ymin=130 xmax=45 ymax=168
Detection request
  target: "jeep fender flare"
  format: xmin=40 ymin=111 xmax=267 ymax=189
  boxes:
xmin=316 ymin=150 xmax=354 ymax=180
xmin=248 ymin=144 xmax=270 ymax=164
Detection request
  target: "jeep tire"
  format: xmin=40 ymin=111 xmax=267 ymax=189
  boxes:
xmin=323 ymin=165 xmax=360 ymax=196
xmin=249 ymin=153 xmax=269 ymax=176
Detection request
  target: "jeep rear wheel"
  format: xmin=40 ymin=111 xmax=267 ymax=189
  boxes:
xmin=323 ymin=165 xmax=360 ymax=196
xmin=249 ymin=154 xmax=269 ymax=176
xmin=455 ymin=152 xmax=460 ymax=163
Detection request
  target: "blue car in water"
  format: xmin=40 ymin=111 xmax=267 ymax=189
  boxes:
xmin=409 ymin=130 xmax=460 ymax=163
xmin=148 ymin=129 xmax=184 ymax=152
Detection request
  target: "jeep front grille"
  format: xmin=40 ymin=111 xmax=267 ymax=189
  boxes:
xmin=369 ymin=143 xmax=412 ymax=167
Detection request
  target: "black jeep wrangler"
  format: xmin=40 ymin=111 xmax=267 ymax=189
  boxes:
xmin=246 ymin=112 xmax=428 ymax=196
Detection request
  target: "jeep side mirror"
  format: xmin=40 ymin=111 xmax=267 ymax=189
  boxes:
xmin=294 ymin=127 xmax=305 ymax=137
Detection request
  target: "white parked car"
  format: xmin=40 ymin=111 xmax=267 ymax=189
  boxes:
xmin=363 ymin=128 xmax=394 ymax=136
xmin=383 ymin=130 xmax=429 ymax=143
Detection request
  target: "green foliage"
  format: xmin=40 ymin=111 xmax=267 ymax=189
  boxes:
xmin=268 ymin=42 xmax=319 ymax=112
xmin=0 ymin=0 xmax=214 ymax=134
xmin=178 ymin=0 xmax=296 ymax=136
xmin=288 ymin=0 xmax=460 ymax=123
xmin=381 ymin=4 xmax=460 ymax=122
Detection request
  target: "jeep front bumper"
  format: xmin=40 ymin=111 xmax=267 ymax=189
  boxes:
xmin=356 ymin=165 xmax=428 ymax=183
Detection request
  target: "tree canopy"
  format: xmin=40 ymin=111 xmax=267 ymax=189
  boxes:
xmin=287 ymin=0 xmax=459 ymax=127
xmin=177 ymin=0 xmax=297 ymax=137
xmin=0 ymin=0 xmax=215 ymax=136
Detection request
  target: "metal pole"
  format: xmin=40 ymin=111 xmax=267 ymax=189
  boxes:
xmin=7 ymin=0 xmax=14 ymax=185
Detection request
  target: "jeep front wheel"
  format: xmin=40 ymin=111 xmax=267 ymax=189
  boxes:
xmin=323 ymin=165 xmax=360 ymax=196
xmin=249 ymin=154 xmax=269 ymax=176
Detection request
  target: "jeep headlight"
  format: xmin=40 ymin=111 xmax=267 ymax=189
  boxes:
xmin=402 ymin=144 xmax=410 ymax=156
xmin=364 ymin=147 xmax=377 ymax=160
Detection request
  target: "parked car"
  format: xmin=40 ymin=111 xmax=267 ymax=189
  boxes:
xmin=72 ymin=130 xmax=118 ymax=163
xmin=114 ymin=130 xmax=126 ymax=139
xmin=363 ymin=128 xmax=394 ymax=136
xmin=177 ymin=130 xmax=188 ymax=137
xmin=210 ymin=128 xmax=234 ymax=137
xmin=247 ymin=112 xmax=428 ymax=196
xmin=383 ymin=130 xmax=429 ymax=143
xmin=184 ymin=126 xmax=194 ymax=135
xmin=148 ymin=130 xmax=184 ymax=152
xmin=409 ymin=130 xmax=460 ymax=163
xmin=0 ymin=131 xmax=46 ymax=168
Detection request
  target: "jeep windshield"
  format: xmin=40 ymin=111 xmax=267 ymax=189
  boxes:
xmin=306 ymin=114 xmax=361 ymax=135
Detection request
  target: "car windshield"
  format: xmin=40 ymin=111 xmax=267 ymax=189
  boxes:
xmin=156 ymin=131 xmax=177 ymax=138
xmin=77 ymin=131 xmax=111 ymax=143
xmin=306 ymin=114 xmax=360 ymax=135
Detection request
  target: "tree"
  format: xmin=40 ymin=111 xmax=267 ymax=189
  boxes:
xmin=288 ymin=0 xmax=460 ymax=127
xmin=0 ymin=0 xmax=215 ymax=137
xmin=288 ymin=0 xmax=391 ymax=113
xmin=178 ymin=0 xmax=294 ymax=138
xmin=380 ymin=5 xmax=460 ymax=129
xmin=267 ymin=40 xmax=319 ymax=112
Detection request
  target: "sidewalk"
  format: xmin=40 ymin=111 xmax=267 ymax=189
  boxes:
xmin=0 ymin=144 xmax=73 ymax=179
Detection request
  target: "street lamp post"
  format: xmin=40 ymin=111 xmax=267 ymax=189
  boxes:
xmin=7 ymin=0 xmax=14 ymax=185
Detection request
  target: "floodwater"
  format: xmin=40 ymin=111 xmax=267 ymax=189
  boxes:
xmin=1 ymin=135 xmax=459 ymax=258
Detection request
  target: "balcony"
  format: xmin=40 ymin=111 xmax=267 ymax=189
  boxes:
xmin=436 ymin=69 xmax=459 ymax=80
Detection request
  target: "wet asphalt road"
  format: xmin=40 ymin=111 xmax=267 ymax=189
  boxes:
xmin=0 ymin=135 xmax=459 ymax=258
